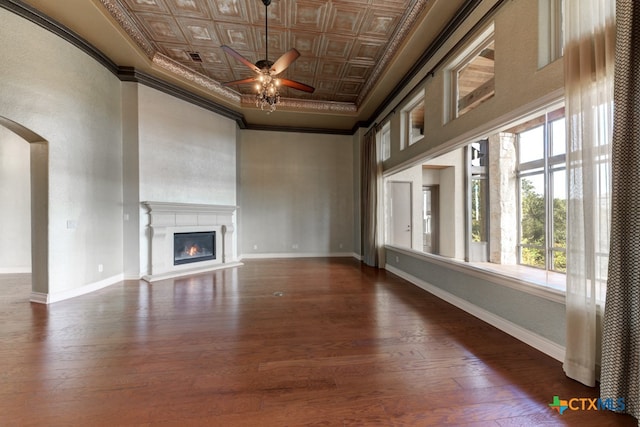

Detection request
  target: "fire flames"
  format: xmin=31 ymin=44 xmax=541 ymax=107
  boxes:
xmin=185 ymin=244 xmax=200 ymax=256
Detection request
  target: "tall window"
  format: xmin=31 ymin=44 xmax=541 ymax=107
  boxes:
xmin=514 ymin=107 xmax=566 ymax=272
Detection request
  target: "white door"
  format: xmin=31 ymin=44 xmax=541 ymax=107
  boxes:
xmin=389 ymin=181 xmax=412 ymax=247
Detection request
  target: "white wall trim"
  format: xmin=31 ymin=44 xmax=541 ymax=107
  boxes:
xmin=29 ymin=292 xmax=48 ymax=304
xmin=240 ymin=252 xmax=359 ymax=260
xmin=0 ymin=267 xmax=32 ymax=274
xmin=31 ymin=274 xmax=125 ymax=305
xmin=385 ymin=264 xmax=566 ymax=362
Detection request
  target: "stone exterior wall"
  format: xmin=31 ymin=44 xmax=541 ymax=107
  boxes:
xmin=489 ymin=132 xmax=517 ymax=264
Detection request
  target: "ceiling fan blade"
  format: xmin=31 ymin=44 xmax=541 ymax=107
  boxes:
xmin=271 ymin=48 xmax=301 ymax=75
xmin=221 ymin=45 xmax=260 ymax=73
xmin=279 ymin=78 xmax=315 ymax=93
xmin=223 ymin=77 xmax=258 ymax=86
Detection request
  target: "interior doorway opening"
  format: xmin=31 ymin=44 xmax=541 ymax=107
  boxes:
xmin=0 ymin=116 xmax=49 ymax=301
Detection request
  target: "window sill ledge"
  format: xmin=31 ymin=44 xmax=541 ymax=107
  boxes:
xmin=384 ymin=245 xmax=566 ymax=305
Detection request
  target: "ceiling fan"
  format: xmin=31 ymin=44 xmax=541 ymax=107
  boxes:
xmin=221 ymin=0 xmax=315 ymax=111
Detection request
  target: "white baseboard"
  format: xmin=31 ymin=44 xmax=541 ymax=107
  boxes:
xmin=30 ymin=274 xmax=125 ymax=305
xmin=29 ymin=292 xmax=48 ymax=304
xmin=0 ymin=267 xmax=31 ymax=274
xmin=385 ymin=264 xmax=566 ymax=362
xmin=240 ymin=252 xmax=359 ymax=260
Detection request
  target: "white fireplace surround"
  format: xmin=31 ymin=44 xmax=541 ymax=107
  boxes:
xmin=141 ymin=202 xmax=242 ymax=282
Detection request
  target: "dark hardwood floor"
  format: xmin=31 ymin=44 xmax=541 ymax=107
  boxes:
xmin=0 ymin=258 xmax=636 ymax=426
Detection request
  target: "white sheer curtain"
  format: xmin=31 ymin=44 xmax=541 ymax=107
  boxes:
xmin=562 ymin=0 xmax=615 ymax=386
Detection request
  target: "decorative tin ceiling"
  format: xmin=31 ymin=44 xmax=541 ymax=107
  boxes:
xmin=99 ymin=0 xmax=431 ymax=111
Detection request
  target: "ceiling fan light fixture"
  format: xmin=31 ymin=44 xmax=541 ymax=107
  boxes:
xmin=221 ymin=0 xmax=314 ymax=112
xmin=256 ymin=72 xmax=280 ymax=112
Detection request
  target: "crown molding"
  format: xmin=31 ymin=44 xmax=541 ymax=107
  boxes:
xmin=117 ymin=67 xmax=247 ymax=127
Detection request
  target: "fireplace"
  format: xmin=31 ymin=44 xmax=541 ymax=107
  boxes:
xmin=174 ymin=231 xmax=215 ymax=265
xmin=141 ymin=201 xmax=241 ymax=282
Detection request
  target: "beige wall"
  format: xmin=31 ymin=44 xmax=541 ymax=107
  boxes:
xmin=0 ymin=126 xmax=31 ymax=273
xmin=0 ymin=7 xmax=124 ymax=296
xmin=137 ymin=86 xmax=237 ymax=206
xmin=239 ymin=130 xmax=354 ymax=257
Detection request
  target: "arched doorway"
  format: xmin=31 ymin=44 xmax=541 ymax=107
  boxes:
xmin=0 ymin=116 xmax=49 ymax=301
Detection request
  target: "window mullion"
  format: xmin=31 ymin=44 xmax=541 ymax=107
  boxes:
xmin=544 ymin=112 xmax=552 ymax=272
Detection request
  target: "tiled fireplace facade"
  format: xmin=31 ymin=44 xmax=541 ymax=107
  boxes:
xmin=141 ymin=202 xmax=241 ymax=282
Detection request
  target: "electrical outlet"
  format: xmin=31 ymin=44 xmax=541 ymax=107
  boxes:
xmin=292 ymin=244 xmax=299 ymax=249
xmin=395 ymin=256 xmax=399 ymax=263
xmin=98 ymin=264 xmax=104 ymax=272
xmin=253 ymin=244 xmax=258 ymax=250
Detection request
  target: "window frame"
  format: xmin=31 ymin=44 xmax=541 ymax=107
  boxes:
xmin=446 ymin=24 xmax=496 ymax=122
xmin=466 ymin=139 xmax=490 ymax=263
xmin=401 ymin=93 xmax=426 ymax=149
xmin=380 ymin=121 xmax=391 ymax=161
xmin=538 ymin=0 xmax=564 ymax=68
xmin=515 ymin=107 xmax=567 ymax=273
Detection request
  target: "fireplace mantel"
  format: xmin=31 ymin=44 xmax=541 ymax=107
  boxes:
xmin=141 ymin=201 xmax=241 ymax=282
xmin=143 ymin=202 xmax=237 ymax=215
